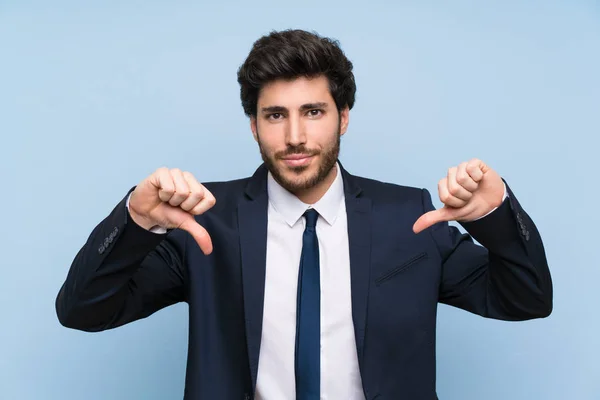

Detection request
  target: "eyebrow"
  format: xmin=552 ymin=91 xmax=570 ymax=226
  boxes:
xmin=260 ymin=102 xmax=329 ymax=114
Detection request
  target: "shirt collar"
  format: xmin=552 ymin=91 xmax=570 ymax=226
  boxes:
xmin=267 ymin=162 xmax=344 ymax=227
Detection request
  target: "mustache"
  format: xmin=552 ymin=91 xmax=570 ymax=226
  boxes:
xmin=275 ymin=146 xmax=319 ymax=159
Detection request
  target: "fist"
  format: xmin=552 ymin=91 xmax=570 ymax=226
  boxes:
xmin=128 ymin=167 xmax=216 ymax=254
xmin=413 ymin=159 xmax=505 ymax=234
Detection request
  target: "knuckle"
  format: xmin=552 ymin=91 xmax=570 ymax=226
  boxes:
xmin=188 ymin=190 xmax=203 ymax=201
xmin=161 ymin=185 xmax=175 ymax=194
xmin=467 ymin=159 xmax=480 ymax=170
xmin=169 ymin=192 xmax=184 ymax=202
xmin=159 ymin=178 xmax=175 ymax=191
xmin=438 ymin=187 xmax=448 ymax=199
xmin=187 ymin=194 xmax=204 ymax=206
xmin=207 ymin=195 xmax=216 ymax=207
xmin=448 ymin=183 xmax=458 ymax=195
xmin=189 ymin=185 xmax=205 ymax=198
xmin=178 ymin=182 xmax=190 ymax=193
xmin=191 ymin=205 xmax=205 ymax=215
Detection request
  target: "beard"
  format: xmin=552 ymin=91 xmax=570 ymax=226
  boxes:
xmin=257 ymin=126 xmax=341 ymax=195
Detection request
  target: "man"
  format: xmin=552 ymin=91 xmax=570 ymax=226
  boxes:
xmin=55 ymin=29 xmax=553 ymax=400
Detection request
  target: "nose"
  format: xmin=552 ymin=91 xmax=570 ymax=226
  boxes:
xmin=285 ymin=114 xmax=306 ymax=147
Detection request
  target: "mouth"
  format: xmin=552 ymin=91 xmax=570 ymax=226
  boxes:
xmin=280 ymin=154 xmax=315 ymax=167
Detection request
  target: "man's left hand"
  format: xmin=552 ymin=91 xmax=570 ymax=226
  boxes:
xmin=413 ymin=158 xmax=505 ymax=234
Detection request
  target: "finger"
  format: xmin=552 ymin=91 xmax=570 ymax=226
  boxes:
xmin=466 ymin=159 xmax=485 ymax=182
xmin=447 ymin=166 xmax=473 ymax=202
xmin=438 ymin=177 xmax=465 ymax=208
xmin=413 ymin=208 xmax=453 ymax=234
xmin=180 ymin=219 xmax=213 ymax=255
xmin=455 ymin=162 xmax=478 ymax=192
xmin=155 ymin=167 xmax=176 ymax=203
xmin=180 ymin=171 xmax=205 ymax=212
xmin=190 ymin=189 xmax=216 ymax=215
xmin=168 ymin=169 xmax=190 ymax=207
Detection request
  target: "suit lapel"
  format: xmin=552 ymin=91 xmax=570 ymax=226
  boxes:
xmin=341 ymin=165 xmax=372 ymax=370
xmin=237 ymin=165 xmax=269 ymax=391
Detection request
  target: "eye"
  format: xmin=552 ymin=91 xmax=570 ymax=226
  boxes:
xmin=267 ymin=113 xmax=283 ymax=120
xmin=307 ymin=109 xmax=323 ymax=117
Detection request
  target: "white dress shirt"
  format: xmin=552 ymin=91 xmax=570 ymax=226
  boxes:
xmin=125 ymin=164 xmax=507 ymax=399
xmin=255 ymin=163 xmax=365 ymax=400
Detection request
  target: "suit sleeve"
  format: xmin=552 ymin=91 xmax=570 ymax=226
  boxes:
xmin=423 ymin=180 xmax=553 ymax=320
xmin=55 ymin=189 xmax=188 ymax=332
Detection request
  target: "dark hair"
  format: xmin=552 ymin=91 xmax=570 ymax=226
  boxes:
xmin=237 ymin=29 xmax=356 ymax=117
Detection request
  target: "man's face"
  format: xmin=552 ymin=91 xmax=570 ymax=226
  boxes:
xmin=251 ymin=75 xmax=349 ymax=194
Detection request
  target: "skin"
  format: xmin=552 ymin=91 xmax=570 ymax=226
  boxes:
xmin=250 ymin=75 xmax=349 ymax=205
xmin=128 ymin=74 xmax=505 ymax=255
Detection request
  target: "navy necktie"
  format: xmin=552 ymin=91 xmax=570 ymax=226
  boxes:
xmin=295 ymin=208 xmax=320 ymax=399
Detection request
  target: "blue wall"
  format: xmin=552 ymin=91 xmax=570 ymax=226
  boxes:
xmin=1 ymin=1 xmax=598 ymax=398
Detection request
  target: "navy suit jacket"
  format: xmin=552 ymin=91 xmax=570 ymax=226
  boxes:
xmin=56 ymin=162 xmax=552 ymax=399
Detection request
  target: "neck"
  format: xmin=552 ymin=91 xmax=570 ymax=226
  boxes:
xmin=295 ymin=165 xmax=338 ymax=204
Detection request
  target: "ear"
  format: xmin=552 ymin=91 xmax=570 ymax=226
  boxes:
xmin=250 ymin=116 xmax=258 ymax=142
xmin=339 ymin=106 xmax=350 ymax=136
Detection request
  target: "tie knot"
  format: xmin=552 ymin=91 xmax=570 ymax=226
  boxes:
xmin=304 ymin=209 xmax=319 ymax=229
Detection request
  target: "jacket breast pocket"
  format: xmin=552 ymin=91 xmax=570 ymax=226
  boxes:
xmin=374 ymin=251 xmax=428 ymax=286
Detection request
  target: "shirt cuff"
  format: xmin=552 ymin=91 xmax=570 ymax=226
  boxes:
xmin=470 ymin=181 xmax=508 ymax=221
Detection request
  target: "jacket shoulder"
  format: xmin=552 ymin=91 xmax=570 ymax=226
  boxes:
xmin=351 ymin=174 xmax=425 ymax=205
xmin=200 ymin=177 xmax=251 ymax=212
xmin=202 ymin=177 xmax=250 ymax=195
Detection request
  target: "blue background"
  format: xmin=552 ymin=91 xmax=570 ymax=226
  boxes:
xmin=1 ymin=0 xmax=599 ymax=398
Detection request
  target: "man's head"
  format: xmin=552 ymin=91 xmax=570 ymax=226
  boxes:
xmin=237 ymin=29 xmax=356 ymax=197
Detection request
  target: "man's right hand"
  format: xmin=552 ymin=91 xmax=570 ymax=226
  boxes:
xmin=128 ymin=167 xmax=216 ymax=255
